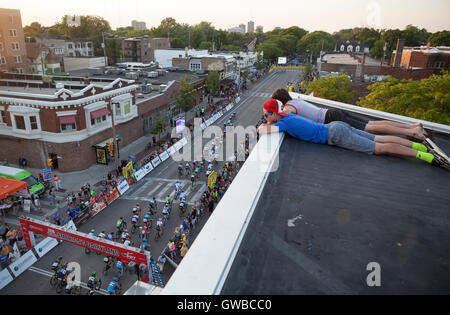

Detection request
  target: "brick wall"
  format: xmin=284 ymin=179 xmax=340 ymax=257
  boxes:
xmin=172 ymin=58 xmax=190 ymax=70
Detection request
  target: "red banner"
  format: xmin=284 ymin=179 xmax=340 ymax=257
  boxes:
xmin=105 ymin=188 xmax=120 ymax=205
xmin=19 ymin=217 xmax=150 ymax=268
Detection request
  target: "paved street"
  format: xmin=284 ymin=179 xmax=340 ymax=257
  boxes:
xmin=1 ymin=69 xmax=303 ymax=295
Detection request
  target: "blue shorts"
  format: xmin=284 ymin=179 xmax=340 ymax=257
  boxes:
xmin=327 ymin=121 xmax=376 ymax=155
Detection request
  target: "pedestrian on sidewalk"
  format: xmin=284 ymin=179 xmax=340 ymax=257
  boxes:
xmin=180 ymin=243 xmax=189 ymax=259
xmin=54 ymin=175 xmax=61 ymax=191
xmin=34 ymin=195 xmax=42 ymax=213
xmin=49 ymin=190 xmax=55 ymax=206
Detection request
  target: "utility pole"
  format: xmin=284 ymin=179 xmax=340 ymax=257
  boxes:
xmin=102 ymin=32 xmax=107 ymax=66
xmin=110 ymin=102 xmax=119 ymax=168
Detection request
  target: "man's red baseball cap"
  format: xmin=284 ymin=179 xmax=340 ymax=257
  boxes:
xmin=263 ymin=99 xmax=288 ymax=117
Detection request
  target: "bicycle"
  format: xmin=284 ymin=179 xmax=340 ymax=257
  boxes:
xmin=131 ymin=221 xmax=139 ymax=234
xmin=50 ymin=271 xmax=58 ymax=287
xmin=154 ymin=226 xmax=163 ymax=242
xmin=102 ymin=257 xmax=115 ymax=276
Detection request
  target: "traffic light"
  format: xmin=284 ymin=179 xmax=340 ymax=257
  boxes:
xmin=47 ymin=158 xmax=53 ymax=167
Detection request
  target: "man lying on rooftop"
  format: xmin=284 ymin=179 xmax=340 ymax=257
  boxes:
xmin=271 ymin=88 xmax=430 ymax=141
xmin=257 ymin=99 xmax=450 ymax=170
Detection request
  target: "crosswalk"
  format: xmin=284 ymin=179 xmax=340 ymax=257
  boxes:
xmin=248 ymin=92 xmax=272 ymax=98
xmin=123 ymin=177 xmax=208 ymax=205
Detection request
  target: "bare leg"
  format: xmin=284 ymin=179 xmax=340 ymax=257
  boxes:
xmin=365 ymin=121 xmax=427 ymax=140
xmin=374 ymin=135 xmax=414 ymax=148
xmin=374 ymin=142 xmax=417 ymax=157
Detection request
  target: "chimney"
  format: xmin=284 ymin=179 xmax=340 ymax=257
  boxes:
xmin=361 ymin=53 xmax=366 ymax=65
xmin=393 ymin=39 xmax=405 ymax=67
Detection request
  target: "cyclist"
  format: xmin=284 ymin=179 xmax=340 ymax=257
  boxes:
xmin=115 ymin=260 xmax=124 ymax=278
xmin=179 ymin=190 xmax=186 ymax=202
xmin=178 ymin=163 xmax=183 ymax=176
xmin=89 ymin=229 xmax=95 ymax=237
xmin=140 ymin=238 xmax=149 ymax=251
xmin=131 ymin=213 xmax=139 ymax=226
xmin=116 ymin=217 xmax=126 ymax=233
xmin=155 ymin=218 xmax=163 ymax=239
xmin=51 ymin=256 xmax=64 ymax=273
xmin=143 ymin=212 xmax=152 ymax=227
xmin=107 ymin=277 xmax=120 ymax=295
xmin=185 ymin=162 xmax=191 ymax=175
xmin=103 ymin=256 xmax=113 ymax=273
xmin=162 ymin=204 xmax=170 ymax=221
xmin=190 ymin=173 xmax=196 ymax=187
xmin=165 ymin=195 xmax=172 ymax=205
xmin=57 ymin=263 xmax=69 ymax=282
xmin=124 ymin=237 xmax=131 ymax=247
xmin=87 ymin=271 xmax=99 ymax=290
xmin=121 ymin=229 xmax=130 ymax=243
xmin=149 ymin=197 xmax=157 ymax=213
xmin=174 ymin=181 xmax=181 ymax=193
xmin=135 ymin=202 xmax=141 ymax=216
xmin=179 ymin=200 xmax=186 ymax=216
xmin=98 ymin=231 xmax=106 ymax=239
xmin=140 ymin=224 xmax=149 ymax=240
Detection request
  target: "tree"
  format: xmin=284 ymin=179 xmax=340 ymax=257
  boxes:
xmin=257 ymin=41 xmax=283 ymax=63
xmin=428 ymin=31 xmax=450 ymax=46
xmin=151 ymin=116 xmax=166 ymax=142
xmin=176 ymin=76 xmax=196 ymax=113
xmin=207 ymin=71 xmax=220 ymax=96
xmin=297 ymin=31 xmax=334 ymax=61
xmin=358 ymin=72 xmax=450 ymax=125
xmin=302 ymin=74 xmax=355 ymax=103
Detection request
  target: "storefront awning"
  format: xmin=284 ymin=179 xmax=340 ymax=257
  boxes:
xmin=0 ymin=177 xmax=29 ymax=200
xmin=59 ymin=115 xmax=76 ymax=124
xmin=90 ymin=107 xmax=110 ymax=120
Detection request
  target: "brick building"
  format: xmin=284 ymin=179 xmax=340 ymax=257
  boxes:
xmin=0 ymin=74 xmax=139 ymax=172
xmin=114 ymin=36 xmax=171 ymax=64
xmin=172 ymin=54 xmax=236 ymax=79
xmin=392 ymin=45 xmax=450 ymax=70
xmin=0 ymin=8 xmax=29 ymax=73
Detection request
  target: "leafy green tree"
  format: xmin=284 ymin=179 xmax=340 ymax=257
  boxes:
xmin=402 ymin=25 xmax=430 ymax=46
xmin=177 ymin=76 xmax=196 ymax=113
xmin=427 ymin=31 xmax=450 ymax=46
xmin=358 ymin=72 xmax=450 ymax=125
xmin=279 ymin=26 xmax=308 ymax=40
xmin=151 ymin=116 xmax=166 ymax=142
xmin=257 ymin=41 xmax=283 ymax=63
xmin=302 ymin=74 xmax=355 ymax=103
xmin=297 ymin=31 xmax=334 ymax=60
xmin=207 ymin=71 xmax=220 ymax=96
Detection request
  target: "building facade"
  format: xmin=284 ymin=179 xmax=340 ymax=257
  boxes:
xmin=131 ymin=20 xmax=147 ymax=31
xmin=392 ymin=45 xmax=450 ymax=70
xmin=247 ymin=21 xmax=254 ymax=33
xmin=172 ymin=54 xmax=237 ymax=79
xmin=0 ymin=8 xmax=29 ymax=73
xmin=115 ymin=36 xmax=170 ymax=63
xmin=0 ymin=75 xmax=139 ymax=172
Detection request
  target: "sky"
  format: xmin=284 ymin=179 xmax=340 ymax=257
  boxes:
xmin=3 ymin=0 xmax=450 ymax=33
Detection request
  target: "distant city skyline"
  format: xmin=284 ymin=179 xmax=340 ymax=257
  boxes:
xmin=6 ymin=0 xmax=450 ymax=33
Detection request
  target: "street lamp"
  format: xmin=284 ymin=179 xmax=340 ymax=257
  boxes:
xmin=110 ymin=101 xmax=120 ymax=167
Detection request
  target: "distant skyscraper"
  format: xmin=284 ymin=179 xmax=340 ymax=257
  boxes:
xmin=247 ymin=21 xmax=255 ymax=33
xmin=131 ymin=20 xmax=147 ymax=31
xmin=256 ymin=25 xmax=263 ymax=33
xmin=239 ymin=24 xmax=246 ymax=33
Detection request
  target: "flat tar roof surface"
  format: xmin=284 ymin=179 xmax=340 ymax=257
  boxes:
xmin=221 ymin=124 xmax=450 ymax=294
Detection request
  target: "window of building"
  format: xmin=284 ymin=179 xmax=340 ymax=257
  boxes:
xmin=0 ymin=110 xmax=6 ymax=124
xmin=61 ymin=123 xmax=76 ymax=131
xmin=115 ymin=103 xmax=121 ymax=116
xmin=14 ymin=55 xmax=21 ymax=63
xmin=0 ymin=42 xmax=3 ymax=51
xmin=9 ymin=29 xmax=17 ymax=37
xmin=68 ymin=43 xmax=73 ymax=49
xmin=11 ymin=42 xmax=19 ymax=50
xmin=16 ymin=68 xmax=24 ymax=74
xmin=87 ymin=42 xmax=92 ymax=48
xmin=14 ymin=115 xmax=26 ymax=130
xmin=435 ymin=61 xmax=445 ymax=69
xmin=0 ymin=56 xmax=6 ymax=64
xmin=29 ymin=116 xmax=38 ymax=129
xmin=123 ymin=100 xmax=131 ymax=115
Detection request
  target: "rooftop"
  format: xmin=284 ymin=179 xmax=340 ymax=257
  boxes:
xmin=159 ymin=92 xmax=450 ymax=295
